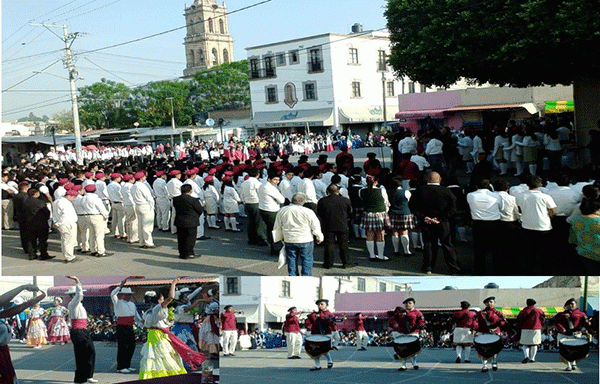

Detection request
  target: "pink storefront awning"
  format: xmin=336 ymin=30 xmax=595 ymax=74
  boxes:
xmin=395 ymin=109 xmax=446 ymax=119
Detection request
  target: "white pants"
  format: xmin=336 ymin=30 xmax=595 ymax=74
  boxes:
xmin=196 ymin=213 xmax=205 ymax=238
xmin=156 ymin=197 xmax=170 ymax=231
xmin=124 ymin=205 xmax=139 ymax=243
xmin=222 ymin=330 xmax=238 ymax=355
xmin=356 ymin=330 xmax=368 ymax=349
xmin=87 ymin=214 xmax=106 ymax=254
xmin=287 ymin=332 xmax=302 ymax=357
xmin=314 ymin=352 xmax=332 ymax=368
xmin=170 ymin=202 xmax=177 ymax=234
xmin=331 ymin=331 xmax=340 ymax=347
xmin=78 ymin=216 xmax=90 ymax=251
xmin=111 ymin=203 xmax=126 ymax=237
xmin=135 ymin=204 xmax=154 ymax=246
xmin=58 ymin=221 xmax=77 ymax=261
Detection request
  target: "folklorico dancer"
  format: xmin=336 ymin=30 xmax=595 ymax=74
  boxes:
xmin=46 ymin=297 xmax=70 ymax=344
xmin=283 ymin=307 xmax=302 ymax=359
xmin=26 ymin=302 xmax=47 ymax=348
xmin=310 ymin=299 xmax=335 ymax=371
xmin=138 ymin=277 xmax=205 ymax=379
xmin=111 ymin=279 xmax=143 ymax=374
xmin=355 ymin=312 xmax=369 ymax=351
xmin=1 ymin=284 xmax=46 ymax=384
xmin=475 ymin=296 xmax=506 ymax=372
xmin=554 ymin=298 xmax=590 ymax=371
xmin=198 ymin=289 xmax=220 ymax=355
xmin=221 ymin=305 xmax=238 ymax=356
xmin=389 ymin=298 xmax=425 ymax=371
xmin=172 ymin=286 xmax=204 ymax=352
xmin=516 ymin=298 xmax=545 ymax=364
xmin=65 ymin=276 xmax=98 ymax=384
xmin=451 ymin=301 xmax=476 ymax=363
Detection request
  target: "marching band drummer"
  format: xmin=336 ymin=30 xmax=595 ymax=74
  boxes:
xmin=283 ymin=307 xmax=302 ymax=359
xmin=554 ymin=298 xmax=590 ymax=371
xmin=475 ymin=296 xmax=506 ymax=372
xmin=451 ymin=301 xmax=476 ymax=363
xmin=516 ymin=298 xmax=545 ymax=364
xmin=221 ymin=305 xmax=238 ymax=357
xmin=355 ymin=313 xmax=369 ymax=351
xmin=310 ymin=299 xmax=335 ymax=371
xmin=390 ymin=298 xmax=425 ymax=371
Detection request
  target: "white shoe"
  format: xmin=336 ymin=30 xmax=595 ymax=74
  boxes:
xmin=117 ymin=368 xmax=129 ymax=373
xmin=377 ymin=255 xmax=389 ymax=261
xmin=87 ymin=379 xmax=98 ymax=383
xmin=33 ymin=345 xmax=42 ymax=349
xmin=126 ymin=368 xmax=136 ymax=373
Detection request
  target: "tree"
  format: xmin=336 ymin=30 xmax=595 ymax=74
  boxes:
xmin=191 ymin=60 xmax=250 ymax=111
xmin=78 ymin=78 xmax=132 ymax=130
xmin=17 ymin=112 xmax=49 ymax=123
xmin=129 ymin=80 xmax=195 ymax=127
xmin=385 ymin=0 xmax=600 ymax=144
xmin=51 ymin=110 xmax=74 ymax=134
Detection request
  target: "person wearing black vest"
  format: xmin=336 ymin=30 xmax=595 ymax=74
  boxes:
xmin=22 ymin=188 xmax=53 ymax=260
xmin=317 ymin=184 xmax=356 ymax=269
xmin=408 ymin=171 xmax=460 ymax=274
xmin=173 ymin=183 xmax=205 ymax=259
xmin=359 ymin=175 xmax=391 ymax=261
xmin=389 ymin=177 xmax=416 ymax=256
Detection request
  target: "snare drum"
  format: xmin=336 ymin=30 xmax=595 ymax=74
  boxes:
xmin=474 ymin=334 xmax=503 ymax=360
xmin=304 ymin=334 xmax=332 ymax=359
xmin=559 ymin=337 xmax=590 ymax=362
xmin=392 ymin=335 xmax=421 ymax=360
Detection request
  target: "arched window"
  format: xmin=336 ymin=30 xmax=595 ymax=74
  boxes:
xmin=219 ymin=19 xmax=225 ymax=34
xmin=189 ymin=50 xmax=195 ymax=67
xmin=198 ymin=49 xmax=205 ymax=65
xmin=208 ymin=19 xmax=214 ymax=33
xmin=212 ymin=48 xmax=219 ymax=66
xmin=223 ymin=49 xmax=229 ymax=63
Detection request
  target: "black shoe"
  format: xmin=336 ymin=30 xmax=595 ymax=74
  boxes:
xmin=90 ymin=252 xmax=98 ymax=257
xmin=143 ymin=245 xmax=156 ymax=248
xmin=229 ymin=353 xmax=235 ymax=356
xmin=197 ymin=235 xmax=211 ymax=240
xmin=522 ymin=357 xmax=529 ymax=364
xmin=97 ymin=252 xmax=113 ymax=257
xmin=455 ymin=357 xmax=461 ymax=363
xmin=482 ymin=367 xmax=489 ymax=373
xmin=64 ymin=258 xmax=82 ymax=264
xmin=331 ymin=346 xmax=338 ymax=350
xmin=79 ymin=250 xmax=90 ymax=254
xmin=287 ymin=356 xmax=295 ymax=359
xmin=310 ymin=367 xmax=321 ymax=371
xmin=343 ymin=263 xmax=358 ymax=269
xmin=294 ymin=356 xmax=301 ymax=359
xmin=323 ymin=264 xmax=333 ymax=269
xmin=358 ymin=347 xmax=367 ymax=351
xmin=327 ymin=362 xmax=333 ymax=369
xmin=28 ymin=254 xmax=38 ymax=260
xmin=492 ymin=364 xmax=498 ymax=371
xmin=394 ymin=251 xmax=401 ymax=257
xmin=38 ymin=254 xmax=55 ymax=260
xmin=179 ymin=255 xmax=195 ymax=259
xmin=464 ymin=360 xmax=471 ymax=363
xmin=398 ymin=367 xmax=407 ymax=371
xmin=413 ymin=365 xmax=419 ymax=370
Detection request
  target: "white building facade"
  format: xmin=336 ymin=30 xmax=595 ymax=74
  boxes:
xmin=246 ymin=28 xmax=431 ymax=137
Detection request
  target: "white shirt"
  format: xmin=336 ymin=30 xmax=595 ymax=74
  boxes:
xmin=272 ymin=204 xmax=324 ymax=244
xmin=547 ymin=186 xmax=581 ymax=217
xmin=258 ymin=182 xmax=286 ymax=212
xmin=121 ymin=182 xmax=135 ymax=206
xmin=106 ymin=182 xmax=123 ymax=203
xmin=410 ymin=155 xmax=430 ymax=171
xmin=497 ymin=191 xmax=520 ymax=222
xmin=52 ymin=197 xmax=78 ymax=226
xmin=321 ymin=172 xmax=334 ymax=187
xmin=509 ymin=183 xmax=529 ymax=198
xmin=111 ymin=287 xmax=143 ymax=324
xmin=398 ymin=137 xmax=418 ymax=154
xmin=131 ymin=182 xmax=154 ymax=206
xmin=153 ymin=178 xmax=168 ymax=200
xmin=313 ymin=179 xmax=327 ymax=200
xmin=166 ymin=178 xmax=183 ymax=199
xmin=569 ymin=181 xmax=592 ymax=195
xmin=466 ymin=189 xmax=501 ymax=221
xmin=425 ymin=138 xmax=443 ymax=155
xmin=297 ymin=178 xmax=317 ymax=204
xmin=516 ymin=190 xmax=557 ymax=231
xmin=471 ymin=135 xmax=484 ymax=156
xmin=80 ymin=193 xmax=109 ymax=219
xmin=183 ymin=178 xmax=202 ymax=198
xmin=54 ymin=186 xmax=66 ymax=200
xmin=543 ymin=134 xmax=562 ymax=151
xmin=68 ymin=284 xmax=87 ymax=320
xmin=240 ymin=177 xmax=262 ymax=204
xmin=144 ymin=304 xmax=171 ymax=328
xmin=95 ymin=180 xmax=107 ymax=200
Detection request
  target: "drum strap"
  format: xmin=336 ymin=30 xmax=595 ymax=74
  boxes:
xmin=565 ymin=313 xmax=575 ymax=332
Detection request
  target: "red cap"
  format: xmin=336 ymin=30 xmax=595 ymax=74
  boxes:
xmin=155 ymin=171 xmax=165 ymax=177
xmin=111 ymin=173 xmax=122 ymax=179
xmin=84 ymin=184 xmax=96 ymax=192
xmin=224 ymin=171 xmax=234 ymax=176
xmin=64 ymin=183 xmax=75 ymax=190
xmin=204 ymin=176 xmax=213 ymax=183
xmin=133 ymin=171 xmax=145 ymax=180
xmin=169 ymin=170 xmax=181 ymax=176
xmin=244 ymin=175 xmax=250 ymax=180
xmin=185 ymin=169 xmax=197 ymax=176
xmin=72 ymin=185 xmax=83 ymax=191
xmin=123 ymin=174 xmax=134 ymax=181
xmin=95 ymin=172 xmax=105 ymax=178
xmin=58 ymin=178 xmax=69 ymax=185
xmin=66 ymin=190 xmax=79 ymax=197
xmin=198 ymin=163 xmax=207 ymax=170
xmin=84 ymin=172 xmax=93 ymax=178
xmin=208 ymin=168 xmax=216 ymax=175
xmin=222 ymin=176 xmax=231 ymax=182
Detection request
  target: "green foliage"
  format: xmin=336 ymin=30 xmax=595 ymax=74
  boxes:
xmin=78 ymin=78 xmax=133 ymax=130
xmin=385 ymin=0 xmax=600 ymax=87
xmin=51 ymin=110 xmax=74 ymax=133
xmin=17 ymin=112 xmax=49 ymax=123
xmin=191 ymin=59 xmax=250 ymax=111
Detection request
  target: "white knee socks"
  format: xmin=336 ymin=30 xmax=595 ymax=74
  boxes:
xmin=231 ymin=219 xmax=238 ymax=231
xmin=392 ymin=235 xmax=400 ymax=253
xmin=523 ymin=346 xmax=530 ymax=359
xmin=401 ymin=234 xmax=412 ymax=254
xmin=456 ymin=345 xmax=463 ymax=358
xmin=499 ymin=162 xmax=508 ymax=175
xmin=464 ymin=346 xmax=471 ymax=360
xmin=366 ymin=241 xmax=376 ymax=259
xmin=224 ymin=217 xmax=231 ymax=229
xmin=376 ymin=241 xmax=386 ymax=259
xmin=515 ymin=162 xmax=524 ymax=176
xmin=529 ymin=345 xmax=538 ymax=361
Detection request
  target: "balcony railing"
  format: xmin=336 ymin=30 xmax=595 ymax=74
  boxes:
xmin=307 ymin=59 xmax=324 ymax=73
xmin=249 ymin=67 xmax=277 ymax=80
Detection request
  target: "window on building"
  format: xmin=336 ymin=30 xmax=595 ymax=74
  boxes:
xmin=379 ymin=282 xmax=387 ymax=292
xmin=394 ymin=285 xmax=402 ymax=292
xmin=308 ymin=47 xmax=323 ymax=73
xmin=289 ymin=50 xmax=299 ymax=64
xmin=219 ymin=19 xmax=225 ymax=34
xmin=189 ymin=50 xmax=195 ymax=67
xmin=264 ymin=55 xmax=276 ymax=78
xmin=408 ymin=81 xmax=415 ymax=93
xmin=249 ymin=57 xmax=260 ymax=79
xmin=386 ymin=81 xmax=395 ymax=97
xmin=223 ymin=49 xmax=229 ymax=63
xmin=281 ymin=280 xmax=291 ymax=297
xmin=265 ymin=85 xmax=278 ymax=103
xmin=198 ymin=49 xmax=204 ymax=65
xmin=420 ymin=84 xmax=427 ymax=93
xmin=208 ymin=19 xmax=214 ymax=33
xmin=378 ymin=49 xmax=387 ymax=71
xmin=226 ymin=277 xmax=239 ymax=294
xmin=357 ymin=278 xmax=366 ymax=292
xmin=303 ymin=81 xmax=317 ymax=100
xmin=211 ymin=48 xmax=219 ymax=66
xmin=276 ymin=53 xmax=286 ymax=66
xmin=351 ymin=81 xmax=361 ymax=98
xmin=349 ymin=47 xmax=359 ymax=64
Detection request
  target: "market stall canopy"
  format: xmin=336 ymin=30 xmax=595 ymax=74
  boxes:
xmin=444 ymin=103 xmax=539 ymax=114
xmin=497 ymin=306 xmax=562 ymax=319
xmin=545 ymin=100 xmax=574 ymax=114
xmin=1 ymin=135 xmax=76 ymax=146
xmin=339 ymin=106 xmax=397 ymax=124
xmin=264 ymin=304 xmax=289 ymax=322
xmin=251 ymin=108 xmax=333 ymax=128
xmin=395 ymin=108 xmax=446 ymax=120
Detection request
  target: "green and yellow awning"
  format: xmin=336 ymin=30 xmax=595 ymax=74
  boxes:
xmin=496 ymin=307 xmax=562 ymax=319
xmin=545 ymin=100 xmax=574 ymax=114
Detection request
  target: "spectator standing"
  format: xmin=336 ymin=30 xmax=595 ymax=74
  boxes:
xmin=317 ymin=184 xmax=355 ymax=269
xmin=359 ymin=175 xmax=391 ymax=261
xmin=493 ymin=179 xmax=521 ymax=272
xmin=173 ymin=184 xmax=205 ymax=259
xmin=240 ymin=168 xmax=268 ymax=245
xmin=22 ymin=188 xmax=53 ymax=260
xmin=258 ymin=171 xmax=286 ymax=256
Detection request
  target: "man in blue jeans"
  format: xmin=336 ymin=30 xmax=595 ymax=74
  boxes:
xmin=273 ymin=192 xmax=324 ymax=276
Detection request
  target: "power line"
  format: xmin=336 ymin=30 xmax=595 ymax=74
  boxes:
xmin=82 ymin=57 xmax=137 ymax=84
xmin=2 ymin=97 xmax=73 ymax=116
xmin=2 ymin=59 xmax=63 ymax=92
xmin=56 ymin=0 xmax=122 ymax=23
xmin=2 ymin=49 xmax=64 ymax=64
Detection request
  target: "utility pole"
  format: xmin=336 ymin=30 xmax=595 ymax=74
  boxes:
xmin=381 ymin=71 xmax=387 ymax=167
xmin=166 ymin=97 xmax=175 ymax=147
xmin=32 ymin=24 xmax=83 ymax=162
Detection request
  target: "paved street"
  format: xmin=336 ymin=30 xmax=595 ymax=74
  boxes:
xmin=220 ymin=345 xmax=598 ymax=384
xmin=8 ymin=339 xmax=211 ymax=383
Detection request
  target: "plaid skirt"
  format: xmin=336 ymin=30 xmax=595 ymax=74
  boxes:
xmin=389 ymin=213 xmax=416 ymax=230
xmin=361 ymin=211 xmax=390 ymax=231
xmin=352 ymin=207 xmax=364 ymax=224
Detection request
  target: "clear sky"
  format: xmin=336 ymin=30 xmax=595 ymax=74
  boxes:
xmin=1 ymin=0 xmax=390 ymax=121
xmin=382 ymin=276 xmax=556 ymax=291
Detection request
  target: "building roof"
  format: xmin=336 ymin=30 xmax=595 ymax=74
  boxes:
xmin=245 ymin=30 xmax=387 ymax=51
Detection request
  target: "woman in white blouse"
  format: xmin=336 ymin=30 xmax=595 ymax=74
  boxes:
xmin=46 ymin=297 xmax=70 ymax=345
xmin=221 ymin=177 xmax=242 ymax=232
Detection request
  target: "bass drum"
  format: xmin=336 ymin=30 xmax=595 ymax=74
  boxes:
xmin=559 ymin=338 xmax=590 ymax=363
xmin=392 ymin=335 xmax=421 ymax=360
xmin=304 ymin=334 xmax=332 ymax=359
xmin=474 ymin=334 xmax=503 ymax=360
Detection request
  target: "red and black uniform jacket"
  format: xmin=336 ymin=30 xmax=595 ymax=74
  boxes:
xmin=453 ymin=308 xmax=476 ymax=329
xmin=311 ymin=310 xmax=335 ymax=335
xmin=220 ymin=311 xmax=237 ymax=331
xmin=283 ymin=312 xmax=300 ymax=333
xmin=355 ymin=316 xmax=366 ymax=332
xmin=475 ymin=307 xmax=506 ymax=334
xmin=516 ymin=306 xmax=545 ymax=330
xmin=554 ymin=309 xmax=588 ymax=336
xmin=391 ymin=309 xmax=425 ymax=334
